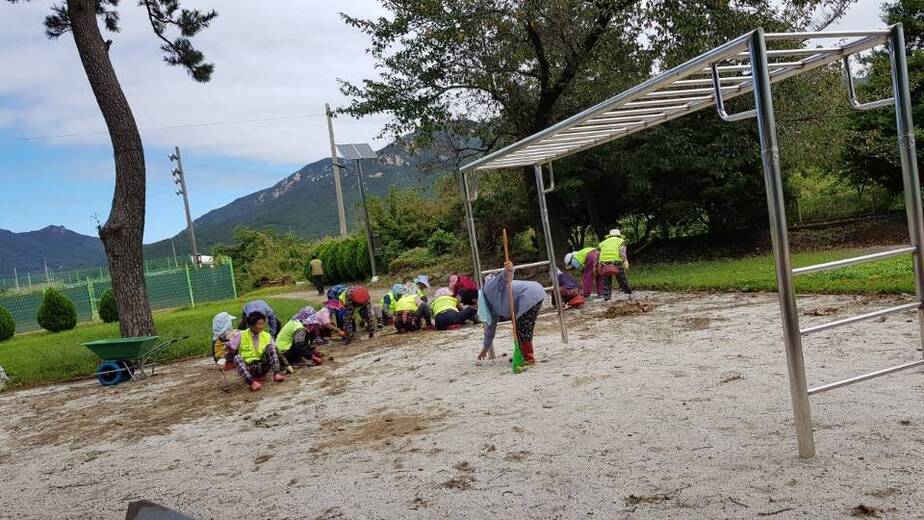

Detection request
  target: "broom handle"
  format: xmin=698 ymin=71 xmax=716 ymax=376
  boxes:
xmin=502 ymin=229 xmax=519 ymax=342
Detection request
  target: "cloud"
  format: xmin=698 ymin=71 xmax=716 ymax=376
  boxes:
xmin=0 ymin=0 xmax=393 ymax=165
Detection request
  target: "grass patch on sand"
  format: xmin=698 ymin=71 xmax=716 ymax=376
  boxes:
xmin=0 ymin=296 xmax=309 ymax=389
xmin=633 ymin=247 xmax=915 ymax=294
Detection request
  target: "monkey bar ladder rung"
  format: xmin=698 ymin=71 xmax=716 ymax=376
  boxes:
xmin=458 ymin=24 xmax=923 ymax=459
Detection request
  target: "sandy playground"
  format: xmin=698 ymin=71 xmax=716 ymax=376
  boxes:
xmin=0 ymin=291 xmax=923 ymax=519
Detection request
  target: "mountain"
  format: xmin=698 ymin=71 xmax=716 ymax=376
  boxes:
xmin=0 ymin=226 xmax=106 ymax=274
xmin=144 ymin=139 xmax=450 ymax=258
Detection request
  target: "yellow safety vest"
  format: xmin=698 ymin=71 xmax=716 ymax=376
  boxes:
xmin=275 ymin=320 xmax=301 ymax=353
xmin=574 ymin=247 xmax=595 ymax=267
xmin=599 ymin=236 xmax=625 ymax=263
xmin=239 ymin=330 xmax=273 ymax=363
xmin=395 ymin=294 xmax=419 ymax=313
xmin=431 ymin=295 xmax=459 ymax=317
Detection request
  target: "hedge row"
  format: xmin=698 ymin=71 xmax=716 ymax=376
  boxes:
xmin=309 ymin=234 xmax=372 ymax=283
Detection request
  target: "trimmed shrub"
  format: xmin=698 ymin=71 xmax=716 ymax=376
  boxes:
xmin=36 ymin=288 xmax=78 ymax=333
xmin=388 ymin=247 xmax=433 ymax=273
xmin=427 ymin=229 xmax=459 ymax=256
xmin=0 ymin=306 xmax=14 ymax=341
xmin=98 ymin=289 xmax=119 ymax=323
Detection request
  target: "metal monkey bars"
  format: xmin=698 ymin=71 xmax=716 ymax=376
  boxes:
xmin=459 ymin=24 xmax=924 ymax=458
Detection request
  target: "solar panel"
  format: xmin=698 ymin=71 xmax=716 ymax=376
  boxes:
xmin=337 ymin=143 xmax=378 ymax=160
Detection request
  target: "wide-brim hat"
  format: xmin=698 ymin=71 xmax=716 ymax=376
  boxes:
xmin=607 ymin=228 xmax=622 ymax=237
xmin=414 ymin=275 xmax=430 ymax=288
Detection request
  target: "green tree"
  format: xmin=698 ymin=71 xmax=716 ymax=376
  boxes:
xmin=340 ymin=0 xmax=853 ymax=253
xmin=844 ymin=0 xmax=924 ymax=194
xmin=9 ymin=0 xmax=217 ymax=337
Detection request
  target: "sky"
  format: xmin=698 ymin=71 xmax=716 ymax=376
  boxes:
xmin=0 ymin=0 xmax=884 ymax=242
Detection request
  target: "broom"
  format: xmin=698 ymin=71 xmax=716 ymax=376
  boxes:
xmin=503 ymin=229 xmax=526 ymax=373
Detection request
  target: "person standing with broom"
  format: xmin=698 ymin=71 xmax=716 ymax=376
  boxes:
xmin=477 ymin=229 xmax=547 ymax=367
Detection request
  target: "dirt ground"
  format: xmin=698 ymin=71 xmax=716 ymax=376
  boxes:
xmin=1 ymin=291 xmax=923 ymax=519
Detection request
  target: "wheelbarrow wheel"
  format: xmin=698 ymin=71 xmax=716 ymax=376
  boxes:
xmin=97 ymin=360 xmax=129 ymax=386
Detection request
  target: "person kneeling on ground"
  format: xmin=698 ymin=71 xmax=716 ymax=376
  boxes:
xmin=339 ymin=285 xmax=375 ymax=344
xmin=211 ymin=312 xmax=240 ymax=369
xmin=413 ymin=275 xmax=431 ymax=302
xmin=432 ymin=288 xmax=478 ymax=330
xmin=239 ymin=299 xmax=281 ymax=338
xmin=449 ymin=274 xmax=479 ymax=306
xmin=477 ymin=261 xmax=546 ymax=365
xmin=393 ymin=291 xmax=433 ymax=333
xmin=375 ymin=283 xmax=405 ymax=326
xmin=310 ymin=307 xmax=347 ymax=346
xmin=276 ymin=306 xmax=326 ymax=369
xmin=556 ymin=268 xmax=584 ymax=308
xmin=226 ymin=311 xmax=286 ymax=391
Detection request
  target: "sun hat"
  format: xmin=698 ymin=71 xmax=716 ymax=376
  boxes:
xmin=414 ymin=275 xmax=430 ymax=288
xmin=212 ymin=312 xmax=236 ymax=340
xmin=607 ymin=228 xmax=622 ymax=237
xmin=564 ymin=252 xmax=574 ymax=267
xmin=392 ymin=283 xmax=406 ymax=295
xmin=435 ymin=287 xmax=453 ymax=298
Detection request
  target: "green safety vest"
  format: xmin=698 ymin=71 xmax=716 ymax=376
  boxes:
xmin=599 ymin=236 xmax=625 ymax=263
xmin=573 ymin=247 xmax=595 ymax=268
xmin=395 ymin=294 xmax=419 ymax=313
xmin=379 ymin=291 xmax=400 ymax=312
xmin=431 ymin=295 xmax=459 ymax=317
xmin=239 ymin=330 xmax=272 ymax=363
xmin=275 ymin=320 xmax=301 ymax=353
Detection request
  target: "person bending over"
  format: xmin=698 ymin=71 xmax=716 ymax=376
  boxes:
xmin=478 ymin=261 xmax=546 ymax=365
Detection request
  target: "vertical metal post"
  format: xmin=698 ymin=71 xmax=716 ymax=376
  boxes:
xmin=534 ymin=164 xmax=569 ymax=345
xmin=888 ymin=24 xmax=924 ymax=358
xmin=227 ymin=256 xmax=238 ymax=299
xmin=326 ymin=103 xmax=348 ymax=237
xmin=750 ymin=28 xmax=814 ymax=458
xmin=355 ymin=159 xmax=378 ymax=280
xmin=13 ymin=267 xmax=18 ymax=290
xmin=185 ymin=263 xmax=196 ymax=308
xmin=86 ymin=277 xmax=97 ymax=319
xmin=27 ymin=273 xmax=32 ymax=289
xmin=460 ymin=170 xmax=483 ymax=287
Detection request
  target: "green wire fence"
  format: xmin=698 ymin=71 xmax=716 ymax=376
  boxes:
xmin=0 ymin=257 xmax=237 ymax=333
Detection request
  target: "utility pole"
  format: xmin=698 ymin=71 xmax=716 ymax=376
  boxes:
xmin=13 ymin=267 xmax=19 ymax=290
xmin=43 ymin=258 xmax=50 ymax=284
xmin=326 ymin=103 xmax=348 ymax=237
xmin=354 ymin=158 xmax=378 ymax=279
xmin=169 ymin=146 xmax=200 ymax=266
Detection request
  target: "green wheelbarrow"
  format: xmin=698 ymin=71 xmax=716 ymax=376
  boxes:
xmin=82 ymin=336 xmax=187 ymax=386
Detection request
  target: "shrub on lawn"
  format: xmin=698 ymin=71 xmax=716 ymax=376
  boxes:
xmin=36 ymin=288 xmax=77 ymax=333
xmin=98 ymin=289 xmax=119 ymax=323
xmin=0 ymin=306 xmax=14 ymax=341
xmin=427 ymin=229 xmax=459 ymax=256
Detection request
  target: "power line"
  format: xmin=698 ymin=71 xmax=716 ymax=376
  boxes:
xmin=0 ymin=112 xmax=331 ymax=143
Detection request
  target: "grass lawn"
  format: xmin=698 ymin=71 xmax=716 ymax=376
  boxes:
xmin=633 ymin=247 xmax=916 ymax=294
xmin=0 ymin=296 xmax=310 ymax=389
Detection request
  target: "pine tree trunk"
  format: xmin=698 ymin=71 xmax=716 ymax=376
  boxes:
xmin=68 ymin=0 xmax=155 ymax=337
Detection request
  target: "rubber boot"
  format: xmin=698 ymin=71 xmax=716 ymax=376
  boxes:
xmin=520 ymin=341 xmax=536 ymax=365
xmin=272 ymin=372 xmax=286 ymax=383
xmin=249 ymin=380 xmax=263 ymax=392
